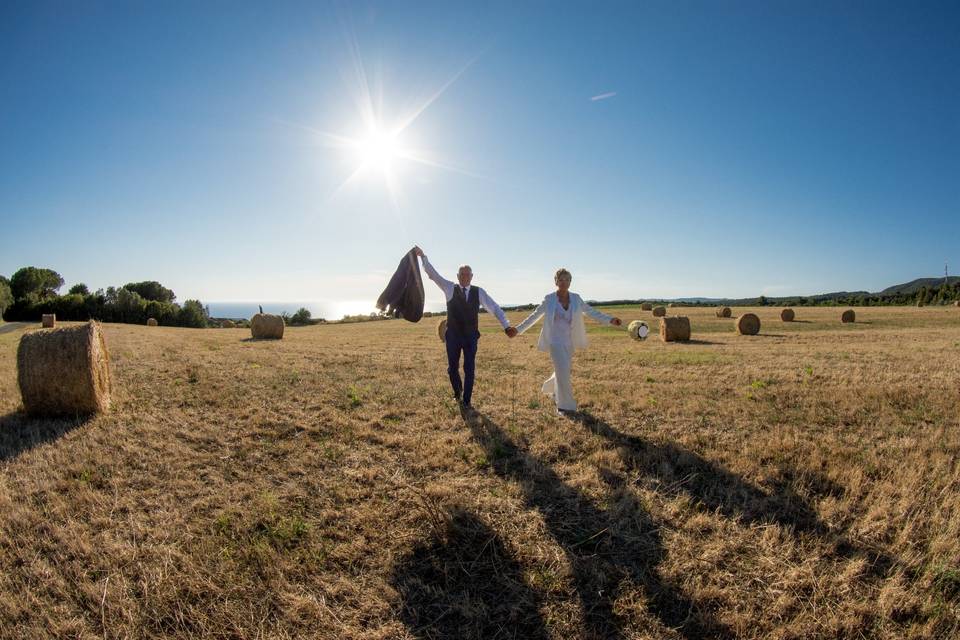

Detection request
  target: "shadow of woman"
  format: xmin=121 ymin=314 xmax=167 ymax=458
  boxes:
xmin=0 ymin=411 xmax=92 ymax=463
xmin=392 ymin=506 xmax=550 ymax=640
xmin=461 ymin=409 xmax=733 ymax=640
xmin=574 ymin=411 xmax=896 ymax=579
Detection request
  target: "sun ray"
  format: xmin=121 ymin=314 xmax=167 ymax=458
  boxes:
xmin=391 ymin=54 xmax=480 ymax=136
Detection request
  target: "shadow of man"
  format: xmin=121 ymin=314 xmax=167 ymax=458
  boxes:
xmin=462 ymin=408 xmax=733 ymax=640
xmin=392 ymin=506 xmax=550 ymax=640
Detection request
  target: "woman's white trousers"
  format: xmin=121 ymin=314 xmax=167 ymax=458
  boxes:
xmin=542 ymin=342 xmax=576 ymax=411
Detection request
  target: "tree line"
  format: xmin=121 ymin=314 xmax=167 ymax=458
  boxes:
xmin=0 ymin=267 xmax=209 ymax=328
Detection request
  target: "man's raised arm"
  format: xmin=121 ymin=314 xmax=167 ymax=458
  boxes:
xmin=413 ymin=245 xmax=453 ymax=298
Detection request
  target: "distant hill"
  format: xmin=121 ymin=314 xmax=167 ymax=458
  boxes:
xmin=876 ymin=277 xmax=960 ymax=296
xmin=571 ymin=276 xmax=960 ymax=309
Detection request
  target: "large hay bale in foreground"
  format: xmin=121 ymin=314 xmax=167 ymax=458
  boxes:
xmin=652 ymin=306 xmax=666 ymax=317
xmin=17 ymin=321 xmax=111 ymax=416
xmin=41 ymin=314 xmax=55 ymax=328
xmin=659 ymin=316 xmax=690 ymax=342
xmin=780 ymin=308 xmax=795 ymax=322
xmin=640 ymin=302 xmax=652 ymax=311
xmin=437 ymin=319 xmax=447 ymax=341
xmin=716 ymin=306 xmax=731 ymax=318
xmin=736 ymin=313 xmax=760 ymax=335
xmin=221 ymin=320 xmax=236 ymax=329
xmin=146 ymin=318 xmax=158 ymax=327
xmin=841 ymin=309 xmax=856 ymax=323
xmin=250 ymin=313 xmax=284 ymax=339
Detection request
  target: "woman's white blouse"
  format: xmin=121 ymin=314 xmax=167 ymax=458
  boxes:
xmin=551 ymin=301 xmax=574 ymax=345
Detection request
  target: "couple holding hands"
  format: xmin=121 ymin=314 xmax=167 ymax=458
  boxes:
xmin=413 ymin=246 xmax=621 ymax=416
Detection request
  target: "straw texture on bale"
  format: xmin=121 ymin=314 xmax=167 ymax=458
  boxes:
xmin=41 ymin=314 xmax=55 ymax=328
xmin=627 ymin=320 xmax=649 ymax=340
xmin=668 ymin=302 xmax=677 ymax=308
xmin=17 ymin=321 xmax=111 ymax=416
xmin=652 ymin=306 xmax=666 ymax=317
xmin=736 ymin=313 xmax=761 ymax=336
xmin=146 ymin=318 xmax=158 ymax=327
xmin=221 ymin=320 xmax=236 ymax=329
xmin=659 ymin=316 xmax=691 ymax=342
xmin=640 ymin=303 xmax=652 ymax=311
xmin=841 ymin=309 xmax=856 ymax=323
xmin=437 ymin=319 xmax=447 ymax=342
xmin=715 ymin=306 xmax=732 ymax=318
xmin=250 ymin=313 xmax=284 ymax=339
xmin=780 ymin=308 xmax=795 ymax=322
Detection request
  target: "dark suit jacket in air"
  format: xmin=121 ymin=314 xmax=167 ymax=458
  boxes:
xmin=376 ymin=250 xmax=425 ymax=322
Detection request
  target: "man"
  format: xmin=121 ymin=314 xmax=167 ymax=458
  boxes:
xmin=413 ymin=246 xmax=517 ymax=409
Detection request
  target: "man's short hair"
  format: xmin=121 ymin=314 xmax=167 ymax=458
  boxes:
xmin=555 ymin=268 xmax=572 ymax=282
xmin=458 ymin=265 xmax=473 ymax=274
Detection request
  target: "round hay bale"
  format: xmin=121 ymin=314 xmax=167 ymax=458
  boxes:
xmin=955 ymin=301 xmax=960 ymax=308
xmin=916 ymin=300 xmax=925 ymax=308
xmin=841 ymin=309 xmax=855 ymax=323
xmin=780 ymin=308 xmax=795 ymax=322
xmin=41 ymin=314 xmax=55 ymax=328
xmin=640 ymin=302 xmax=652 ymax=311
xmin=736 ymin=313 xmax=760 ymax=335
xmin=17 ymin=321 xmax=111 ymax=416
xmin=146 ymin=317 xmax=158 ymax=327
xmin=437 ymin=318 xmax=447 ymax=342
xmin=627 ymin=320 xmax=649 ymax=341
xmin=221 ymin=320 xmax=236 ymax=329
xmin=250 ymin=313 xmax=284 ymax=339
xmin=668 ymin=302 xmax=677 ymax=308
xmin=659 ymin=316 xmax=690 ymax=342
xmin=652 ymin=306 xmax=666 ymax=317
xmin=715 ymin=306 xmax=731 ymax=318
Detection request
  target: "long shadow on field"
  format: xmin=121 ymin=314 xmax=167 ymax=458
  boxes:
xmin=575 ymin=411 xmax=896 ymax=579
xmin=460 ymin=409 xmax=732 ymax=640
xmin=393 ymin=507 xmax=549 ymax=640
xmin=0 ymin=411 xmax=91 ymax=462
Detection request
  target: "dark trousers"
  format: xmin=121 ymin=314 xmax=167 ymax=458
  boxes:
xmin=445 ymin=330 xmax=479 ymax=405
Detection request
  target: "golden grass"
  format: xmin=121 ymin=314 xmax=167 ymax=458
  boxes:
xmin=1 ymin=306 xmax=959 ymax=638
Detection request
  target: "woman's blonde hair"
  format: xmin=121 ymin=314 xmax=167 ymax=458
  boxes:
xmin=554 ymin=268 xmax=572 ymax=282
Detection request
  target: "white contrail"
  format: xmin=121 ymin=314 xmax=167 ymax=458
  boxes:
xmin=590 ymin=91 xmax=617 ymax=102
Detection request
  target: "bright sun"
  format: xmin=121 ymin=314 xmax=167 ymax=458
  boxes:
xmin=357 ymin=128 xmax=400 ymax=170
xmin=304 ymin=50 xmax=477 ymax=206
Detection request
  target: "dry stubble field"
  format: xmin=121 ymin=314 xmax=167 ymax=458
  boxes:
xmin=1 ymin=306 xmax=959 ymax=639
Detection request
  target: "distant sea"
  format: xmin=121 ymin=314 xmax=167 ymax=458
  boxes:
xmin=206 ymin=301 xmax=447 ymax=321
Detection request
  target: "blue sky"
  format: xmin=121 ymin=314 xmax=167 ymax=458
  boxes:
xmin=2 ymin=1 xmax=958 ymax=312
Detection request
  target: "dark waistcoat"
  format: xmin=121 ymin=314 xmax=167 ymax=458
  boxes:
xmin=447 ymin=286 xmax=480 ymax=337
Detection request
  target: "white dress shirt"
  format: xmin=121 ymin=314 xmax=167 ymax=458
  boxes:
xmin=421 ymin=256 xmax=510 ymax=329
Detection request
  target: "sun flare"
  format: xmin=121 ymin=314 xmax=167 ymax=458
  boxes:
xmin=356 ymin=128 xmax=400 ymax=170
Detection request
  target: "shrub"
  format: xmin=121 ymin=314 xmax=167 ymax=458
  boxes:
xmin=291 ymin=307 xmax=312 ymax=325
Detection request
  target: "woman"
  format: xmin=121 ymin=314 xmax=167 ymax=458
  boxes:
xmin=514 ymin=269 xmax=621 ymax=415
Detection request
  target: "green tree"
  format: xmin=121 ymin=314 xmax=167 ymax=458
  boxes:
xmin=178 ymin=299 xmax=208 ymax=328
xmin=291 ymin=307 xmax=312 ymax=325
xmin=10 ymin=267 xmax=64 ymax=300
xmin=123 ymin=281 xmax=176 ymax=303
xmin=116 ymin=288 xmax=147 ymax=324
xmin=0 ymin=277 xmax=12 ymax=319
xmin=68 ymin=283 xmax=90 ymax=296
